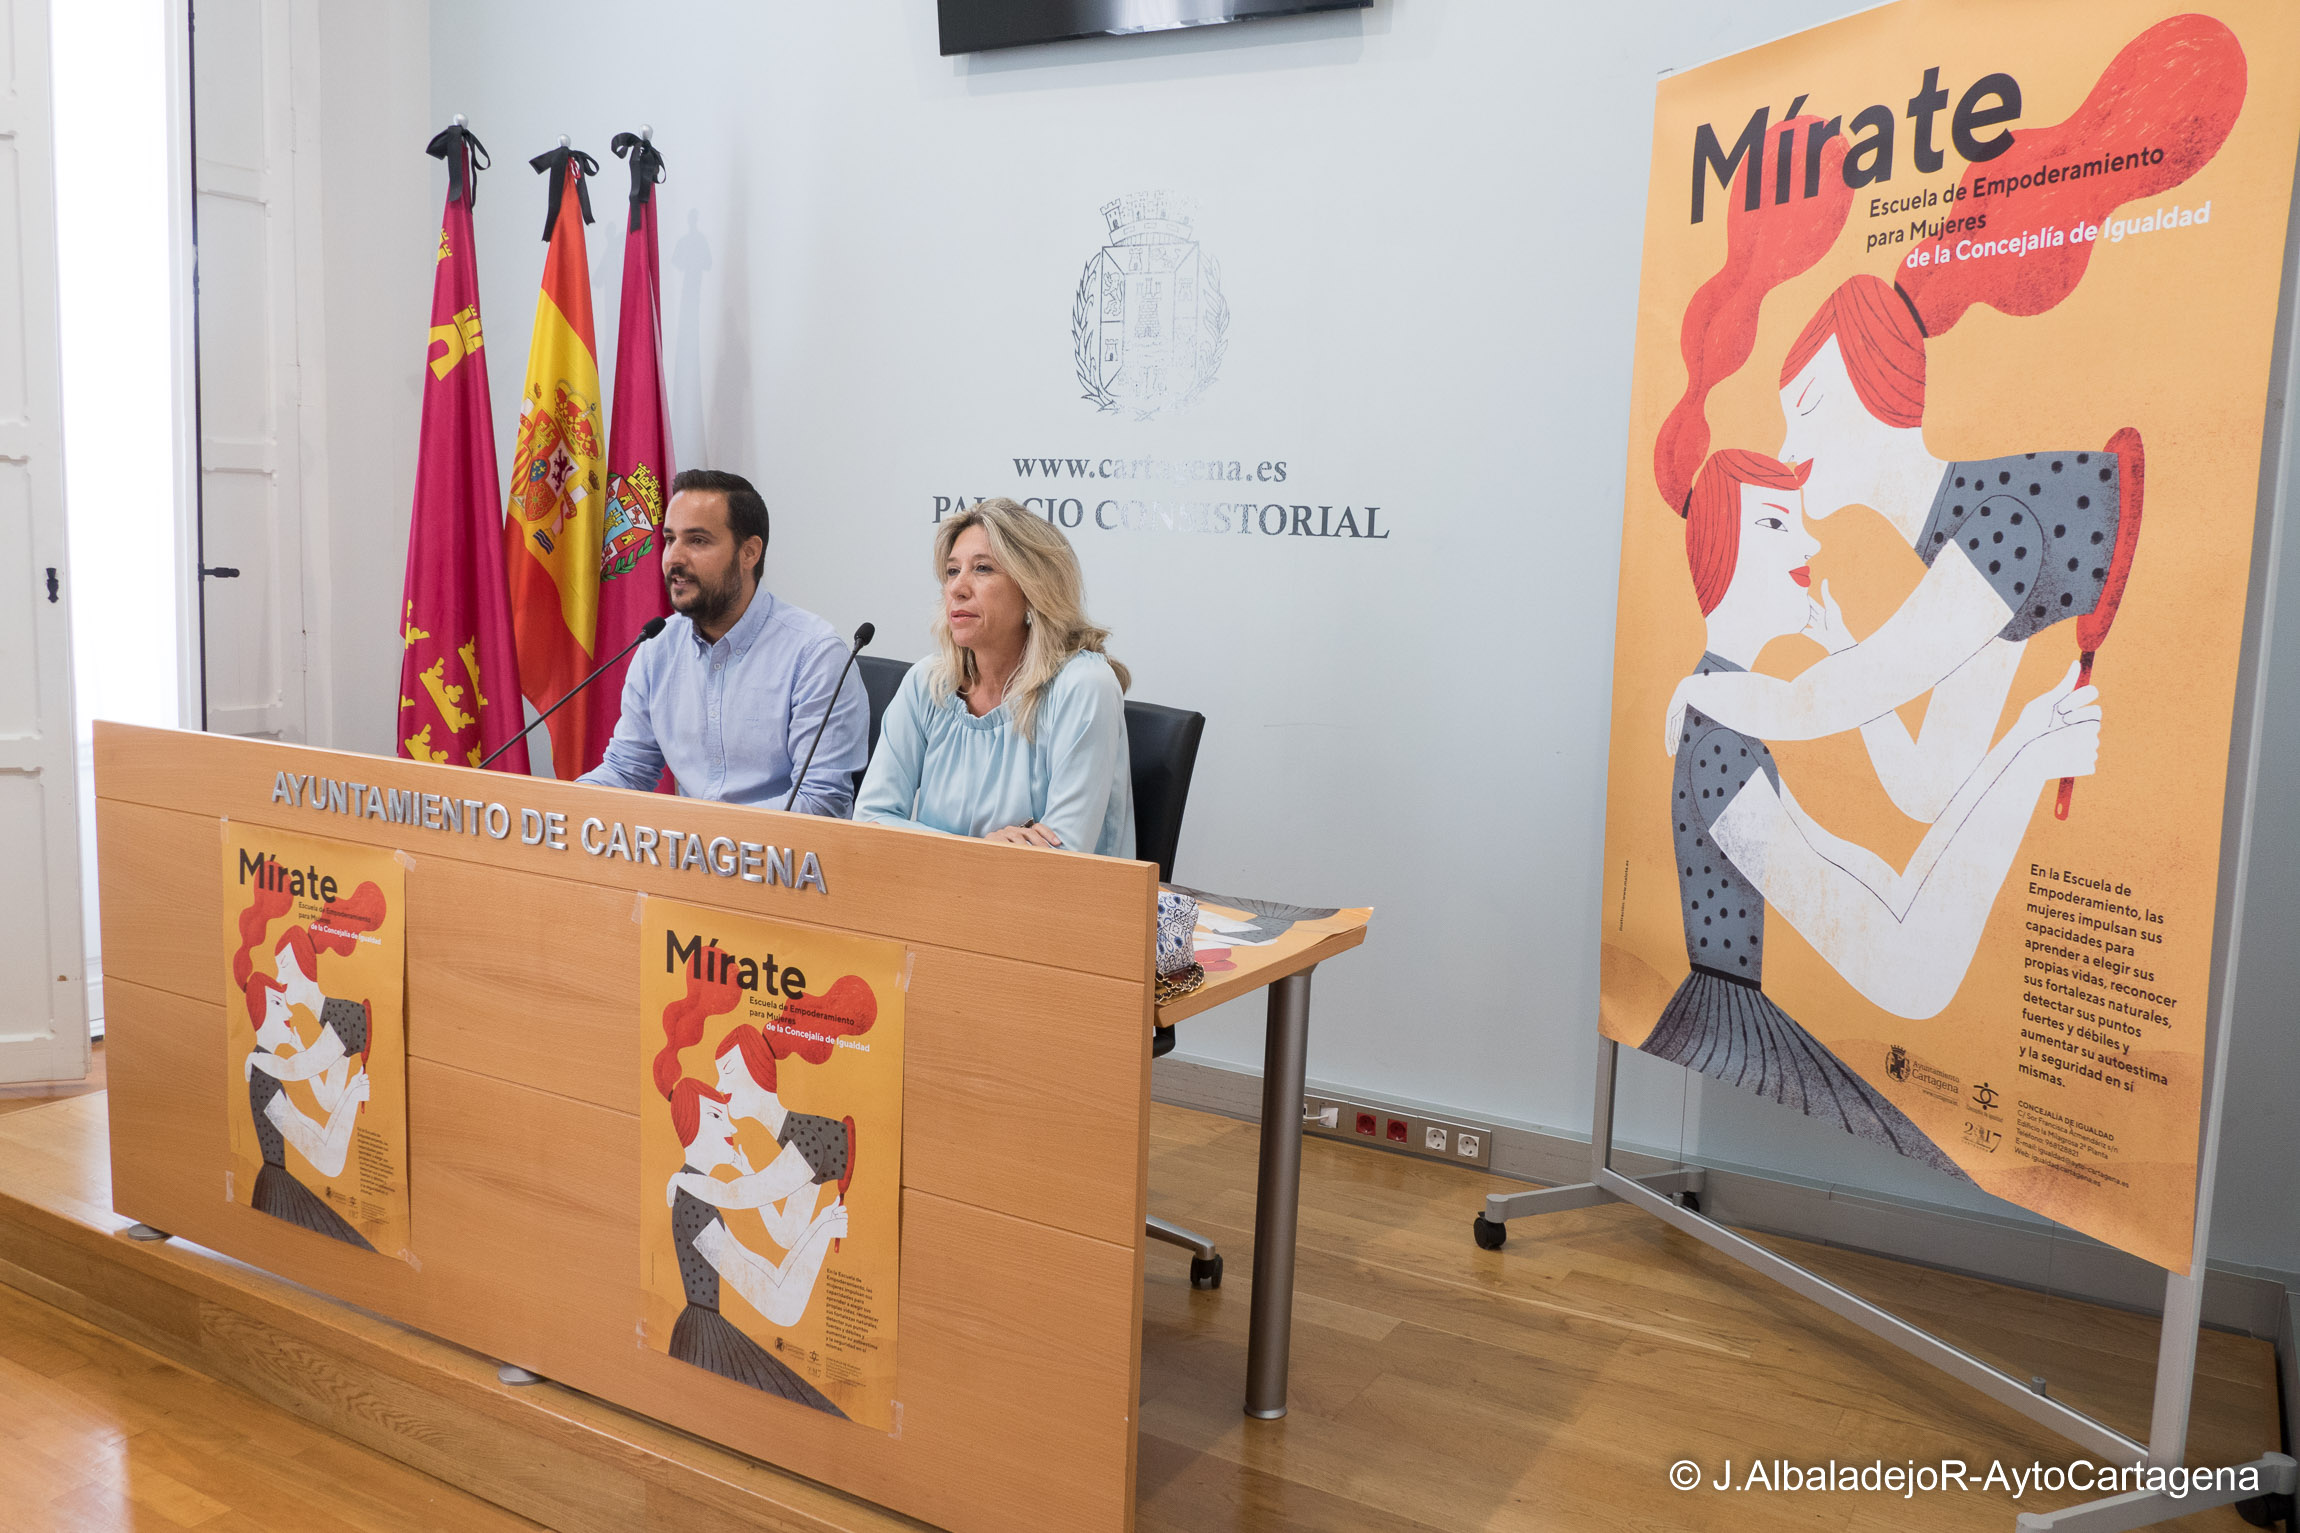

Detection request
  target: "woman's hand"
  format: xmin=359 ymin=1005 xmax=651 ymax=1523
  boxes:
xmin=2006 ymin=662 xmax=2102 ymax=779
xmin=2026 ymin=715 xmax=2102 ymax=782
xmin=1663 ymin=676 xmax=1711 ymax=757
xmin=986 ymin=821 xmax=1063 ymax=849
xmin=813 ymin=1201 xmax=850 ymax=1242
xmin=1802 ymin=578 xmax=1856 ymax=655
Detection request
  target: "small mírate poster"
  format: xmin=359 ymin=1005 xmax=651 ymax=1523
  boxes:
xmin=638 ymin=897 xmax=907 ymax=1429
xmin=221 ymin=823 xmax=410 ymax=1260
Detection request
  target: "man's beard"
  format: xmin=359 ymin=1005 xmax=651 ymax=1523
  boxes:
xmin=668 ymin=563 xmax=743 ymax=628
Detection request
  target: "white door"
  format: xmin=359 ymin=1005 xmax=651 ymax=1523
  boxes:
xmin=191 ymin=0 xmax=311 ymax=741
xmin=0 ymin=0 xmax=89 ymax=1084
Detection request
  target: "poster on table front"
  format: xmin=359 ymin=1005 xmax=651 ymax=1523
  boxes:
xmin=638 ymin=897 xmax=907 ymax=1430
xmin=1600 ymin=0 xmax=2300 ymax=1271
xmin=220 ymin=823 xmax=411 ymax=1261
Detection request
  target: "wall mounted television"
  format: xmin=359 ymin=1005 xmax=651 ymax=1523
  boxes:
xmin=938 ymin=0 xmax=1371 ymax=56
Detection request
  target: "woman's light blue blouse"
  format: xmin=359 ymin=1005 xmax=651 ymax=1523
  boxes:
xmin=855 ymin=650 xmax=1137 ymax=858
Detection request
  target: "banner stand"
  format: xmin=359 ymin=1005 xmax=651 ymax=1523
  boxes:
xmin=1475 ymin=144 xmax=2300 ymax=1533
xmin=1478 ymin=1041 xmax=2295 ymax=1529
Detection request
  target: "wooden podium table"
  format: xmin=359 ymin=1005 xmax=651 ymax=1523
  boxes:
xmin=93 ymin=724 xmax=1159 ymax=1533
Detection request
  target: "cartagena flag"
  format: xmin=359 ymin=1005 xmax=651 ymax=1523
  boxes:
xmin=397 ymin=123 xmax=529 ymax=773
xmin=503 ymin=144 xmax=606 ymax=780
xmin=586 ymin=131 xmax=676 ymax=776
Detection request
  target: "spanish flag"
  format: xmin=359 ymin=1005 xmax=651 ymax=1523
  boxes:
xmin=502 ymin=144 xmax=606 ymax=779
xmin=396 ymin=123 xmax=528 ymax=773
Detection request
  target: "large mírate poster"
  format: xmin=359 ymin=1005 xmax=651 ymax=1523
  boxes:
xmin=221 ymin=823 xmax=410 ymax=1260
xmin=1602 ymin=0 xmax=2300 ymax=1271
xmin=638 ymin=897 xmax=907 ymax=1429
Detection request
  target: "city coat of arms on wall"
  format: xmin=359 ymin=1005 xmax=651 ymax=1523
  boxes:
xmin=1073 ymin=193 xmax=1229 ymax=420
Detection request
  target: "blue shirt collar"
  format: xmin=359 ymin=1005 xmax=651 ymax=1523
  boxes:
xmin=688 ymin=583 xmax=778 ymax=658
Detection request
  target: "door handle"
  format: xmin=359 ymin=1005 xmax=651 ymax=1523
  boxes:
xmin=44 ymin=567 xmax=57 ymax=602
xmin=200 ymin=565 xmax=241 ymax=579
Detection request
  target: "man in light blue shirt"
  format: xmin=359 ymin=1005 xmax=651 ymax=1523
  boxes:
xmin=580 ymin=469 xmax=867 ymax=815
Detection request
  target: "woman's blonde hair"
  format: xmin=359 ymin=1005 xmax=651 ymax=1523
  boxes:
xmin=928 ymin=498 xmax=1128 ymax=742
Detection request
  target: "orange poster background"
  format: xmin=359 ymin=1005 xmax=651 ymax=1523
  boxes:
xmin=638 ymin=897 xmax=908 ymax=1431
xmin=219 ymin=823 xmax=410 ymax=1262
xmin=1602 ymin=0 xmax=2300 ymax=1271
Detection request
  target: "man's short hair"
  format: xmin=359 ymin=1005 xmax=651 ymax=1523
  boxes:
xmin=669 ymin=469 xmax=770 ymax=577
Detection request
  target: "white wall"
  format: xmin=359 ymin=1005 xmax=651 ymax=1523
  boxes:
xmin=309 ymin=3 xmax=432 ymax=758
xmin=281 ymin=0 xmax=2300 ymax=1278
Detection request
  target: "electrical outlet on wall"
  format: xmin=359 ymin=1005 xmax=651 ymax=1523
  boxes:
xmin=1298 ymin=1092 xmax=1494 ymax=1169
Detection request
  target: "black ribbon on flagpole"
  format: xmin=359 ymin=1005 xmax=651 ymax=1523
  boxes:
xmin=425 ymin=122 xmax=490 ymax=206
xmin=529 ymin=144 xmax=600 ymax=240
xmin=609 ymin=132 xmax=666 ymax=232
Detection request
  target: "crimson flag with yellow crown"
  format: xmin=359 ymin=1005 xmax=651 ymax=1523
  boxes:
xmin=584 ymin=131 xmax=676 ymax=777
xmin=396 ymin=124 xmax=529 ymax=773
xmin=503 ymin=143 xmax=607 ymax=779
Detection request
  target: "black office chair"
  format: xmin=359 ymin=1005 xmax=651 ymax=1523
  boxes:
xmin=852 ymin=655 xmax=915 ymax=799
xmin=1126 ymin=700 xmax=1203 ymax=884
xmin=1127 ymin=699 xmax=1222 ymax=1290
xmin=847 ymin=674 xmax=1224 ymax=1287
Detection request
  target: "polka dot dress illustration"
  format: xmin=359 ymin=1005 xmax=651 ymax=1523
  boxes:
xmin=666 ymin=1179 xmax=849 ymax=1418
xmin=1915 ymin=451 xmax=2121 ymax=642
xmin=246 ymin=1068 xmax=377 ymax=1251
xmin=319 ymin=995 xmax=370 ymax=1057
xmin=1639 ymin=656 xmax=1966 ymax=1178
xmin=778 ymin=1111 xmax=850 ymax=1185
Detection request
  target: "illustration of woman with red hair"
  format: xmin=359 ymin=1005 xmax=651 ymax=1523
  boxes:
xmin=238 ymin=924 xmax=375 ymax=1249
xmin=244 ymin=885 xmax=385 ymax=1095
xmin=651 ymin=962 xmax=860 ymax=1417
xmin=666 ymin=977 xmax=876 ymax=1258
xmin=1647 ymin=445 xmax=2102 ymax=1171
xmin=1659 ymin=17 xmax=2238 ymax=819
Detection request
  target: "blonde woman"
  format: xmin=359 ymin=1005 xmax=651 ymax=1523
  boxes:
xmin=856 ymin=499 xmax=1136 ymax=856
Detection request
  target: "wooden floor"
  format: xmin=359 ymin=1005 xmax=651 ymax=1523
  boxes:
xmin=1135 ymin=1107 xmax=2279 ymax=1533
xmin=0 ymin=1078 xmax=2279 ymax=1533
xmin=0 ymin=1038 xmax=104 ymax=1118
xmin=0 ymin=1279 xmax=544 ymax=1531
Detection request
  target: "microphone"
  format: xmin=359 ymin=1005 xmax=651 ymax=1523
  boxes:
xmin=476 ymin=616 xmax=667 ymax=772
xmin=784 ymin=622 xmax=874 ymax=811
